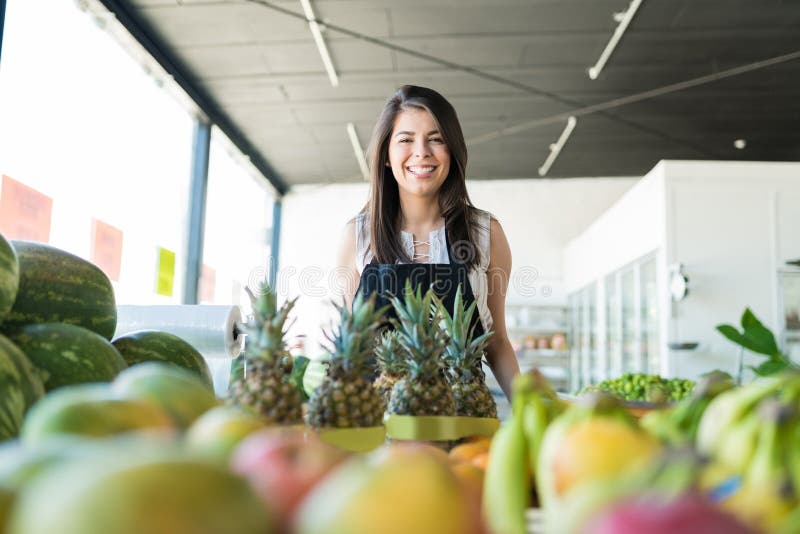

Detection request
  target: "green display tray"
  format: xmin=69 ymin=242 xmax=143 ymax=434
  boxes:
xmin=317 ymin=426 xmax=386 ymax=452
xmin=384 ymin=415 xmax=499 ymax=441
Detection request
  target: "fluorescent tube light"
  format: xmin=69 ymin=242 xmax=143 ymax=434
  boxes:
xmin=538 ymin=116 xmax=577 ymax=177
xmin=299 ymin=0 xmax=339 ymax=87
xmin=588 ymin=0 xmax=643 ymax=80
xmin=347 ymin=123 xmax=369 ymax=180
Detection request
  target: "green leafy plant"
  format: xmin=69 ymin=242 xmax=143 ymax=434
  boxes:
xmin=716 ymin=308 xmax=796 ymax=377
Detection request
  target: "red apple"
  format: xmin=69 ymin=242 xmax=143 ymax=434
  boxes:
xmin=231 ymin=428 xmax=347 ymax=531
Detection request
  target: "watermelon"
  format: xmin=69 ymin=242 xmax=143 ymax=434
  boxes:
xmin=0 ymin=334 xmax=44 ymax=410
xmin=0 ymin=349 xmax=25 ymax=441
xmin=1 ymin=241 xmax=116 ymax=340
xmin=9 ymin=323 xmax=127 ymax=391
xmin=112 ymin=362 xmax=219 ymax=428
xmin=0 ymin=234 xmax=19 ymax=324
xmin=112 ymin=330 xmax=213 ymax=388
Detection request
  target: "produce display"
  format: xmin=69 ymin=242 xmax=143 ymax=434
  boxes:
xmin=227 ymin=283 xmax=304 ymax=425
xmin=306 ymin=294 xmax=385 ymax=429
xmin=10 ymin=323 xmax=127 ymax=391
xmin=580 ymin=372 xmax=695 ymax=403
xmin=2 ymin=231 xmax=800 ymax=534
xmin=1 ymin=240 xmax=117 ymax=339
xmin=112 ymin=329 xmax=213 ymax=388
xmin=386 ymin=282 xmax=455 ymax=416
xmin=373 ymin=330 xmax=404 ymax=405
xmin=439 ymin=287 xmax=497 ymax=418
xmin=0 ymin=233 xmax=19 ymax=321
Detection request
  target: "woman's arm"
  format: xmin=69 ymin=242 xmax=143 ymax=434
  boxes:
xmin=484 ymin=218 xmax=520 ymax=401
xmin=336 ymin=220 xmax=360 ymax=310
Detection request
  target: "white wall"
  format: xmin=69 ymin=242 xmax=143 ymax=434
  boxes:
xmin=469 ymin=178 xmax=638 ymax=304
xmin=562 ymin=160 xmax=800 ymax=381
xmin=661 ymin=161 xmax=800 ymax=379
xmin=279 ymin=178 xmax=637 ymax=354
xmin=278 ymin=183 xmax=369 ymax=356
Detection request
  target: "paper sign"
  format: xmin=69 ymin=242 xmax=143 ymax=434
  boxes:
xmin=199 ymin=264 xmax=216 ymax=303
xmin=91 ymin=219 xmax=123 ymax=281
xmin=156 ymin=247 xmax=176 ymax=297
xmin=0 ymin=175 xmax=53 ymax=242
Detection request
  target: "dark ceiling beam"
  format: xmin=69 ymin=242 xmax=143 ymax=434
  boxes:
xmin=97 ymin=0 xmax=288 ymax=196
xmin=0 ymin=0 xmax=7 ymax=65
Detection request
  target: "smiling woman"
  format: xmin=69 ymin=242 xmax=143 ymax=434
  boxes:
xmin=336 ymin=85 xmax=520 ymax=401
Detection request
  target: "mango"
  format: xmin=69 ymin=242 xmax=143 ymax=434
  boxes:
xmin=112 ymin=362 xmax=219 ymax=427
xmin=295 ymin=447 xmax=477 ymax=534
xmin=8 ymin=456 xmax=274 ymax=534
xmin=20 ymin=385 xmax=173 ymax=444
xmin=553 ymin=417 xmax=660 ymax=497
xmin=186 ymin=405 xmax=269 ymax=462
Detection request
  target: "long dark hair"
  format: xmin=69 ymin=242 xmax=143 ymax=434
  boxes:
xmin=363 ymin=85 xmax=483 ymax=269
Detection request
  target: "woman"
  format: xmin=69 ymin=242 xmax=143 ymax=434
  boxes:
xmin=336 ymin=85 xmax=519 ymax=401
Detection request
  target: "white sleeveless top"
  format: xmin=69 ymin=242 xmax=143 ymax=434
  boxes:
xmin=354 ymin=209 xmax=494 ymax=332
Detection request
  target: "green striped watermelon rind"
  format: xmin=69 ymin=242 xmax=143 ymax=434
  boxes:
xmin=112 ymin=330 xmax=213 ymax=389
xmin=9 ymin=323 xmax=128 ymax=392
xmin=0 ymin=334 xmax=44 ymax=410
xmin=0 ymin=234 xmax=19 ymax=324
xmin=2 ymin=241 xmax=117 ymax=340
xmin=0 ymin=346 xmax=25 ymax=442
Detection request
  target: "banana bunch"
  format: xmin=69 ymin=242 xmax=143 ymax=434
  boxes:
xmin=697 ymin=371 xmax=800 ymax=532
xmin=482 ymin=370 xmax=565 ymax=534
xmin=641 ymin=370 xmax=735 ymax=446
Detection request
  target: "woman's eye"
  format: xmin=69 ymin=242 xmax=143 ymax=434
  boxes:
xmin=429 ymin=137 xmax=444 ymax=144
xmin=398 ymin=138 xmax=412 ymax=143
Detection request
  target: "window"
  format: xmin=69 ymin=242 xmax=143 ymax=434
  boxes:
xmin=0 ymin=0 xmax=194 ymax=304
xmin=201 ymin=128 xmax=275 ymax=307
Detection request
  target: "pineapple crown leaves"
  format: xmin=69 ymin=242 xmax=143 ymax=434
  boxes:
xmin=436 ymin=285 xmax=494 ymax=369
xmin=375 ymin=329 xmax=404 ymax=374
xmin=323 ymin=293 xmax=386 ymax=372
xmin=389 ymin=280 xmax=449 ymax=378
xmin=243 ymin=281 xmax=297 ymax=355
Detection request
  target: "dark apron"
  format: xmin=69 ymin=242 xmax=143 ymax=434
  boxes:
xmin=356 ymin=231 xmax=485 ymax=338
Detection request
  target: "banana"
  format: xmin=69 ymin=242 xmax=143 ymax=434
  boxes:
xmin=718 ymin=399 xmax=800 ymax=532
xmin=513 ymin=370 xmax=565 ymax=483
xmin=711 ymin=411 xmax=761 ymax=473
xmin=482 ymin=395 xmax=530 ymax=534
xmin=696 ymin=375 xmax=785 ymax=454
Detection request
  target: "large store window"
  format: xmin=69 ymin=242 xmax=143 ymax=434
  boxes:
xmin=201 ymin=128 xmax=275 ymax=308
xmin=0 ymin=0 xmax=194 ymax=304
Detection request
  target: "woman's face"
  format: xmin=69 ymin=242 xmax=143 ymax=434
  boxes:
xmin=387 ymin=108 xmax=451 ymax=199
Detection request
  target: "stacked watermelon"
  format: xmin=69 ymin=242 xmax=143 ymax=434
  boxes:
xmin=0 ymin=233 xmax=215 ymax=442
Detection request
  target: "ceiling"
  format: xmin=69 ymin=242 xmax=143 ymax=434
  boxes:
xmin=100 ymin=0 xmax=800 ymax=192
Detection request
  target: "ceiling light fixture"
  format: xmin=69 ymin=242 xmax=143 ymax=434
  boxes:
xmin=734 ymin=139 xmax=747 ymax=150
xmin=588 ymin=0 xmax=643 ymax=80
xmin=299 ymin=0 xmax=339 ymax=87
xmin=538 ymin=116 xmax=577 ymax=177
xmin=347 ymin=123 xmax=369 ymax=180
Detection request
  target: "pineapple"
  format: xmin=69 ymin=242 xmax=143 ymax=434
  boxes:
xmin=227 ymin=281 xmax=303 ymax=424
xmin=374 ymin=330 xmax=405 ymax=405
xmin=387 ymin=282 xmax=455 ymax=416
xmin=439 ymin=286 xmax=497 ymax=418
xmin=306 ymin=294 xmax=386 ymax=429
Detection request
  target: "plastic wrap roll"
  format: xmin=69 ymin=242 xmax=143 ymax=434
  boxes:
xmin=114 ymin=305 xmax=245 ymax=360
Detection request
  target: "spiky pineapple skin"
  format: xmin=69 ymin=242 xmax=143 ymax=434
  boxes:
xmin=306 ymin=373 xmax=384 ymax=428
xmin=451 ymin=379 xmax=497 ymax=418
xmin=228 ymin=353 xmax=303 ymax=425
xmin=387 ymin=374 xmax=456 ymax=416
xmin=374 ymin=372 xmax=401 ymax=406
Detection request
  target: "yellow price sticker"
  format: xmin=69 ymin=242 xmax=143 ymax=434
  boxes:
xmin=156 ymin=247 xmax=176 ymax=297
